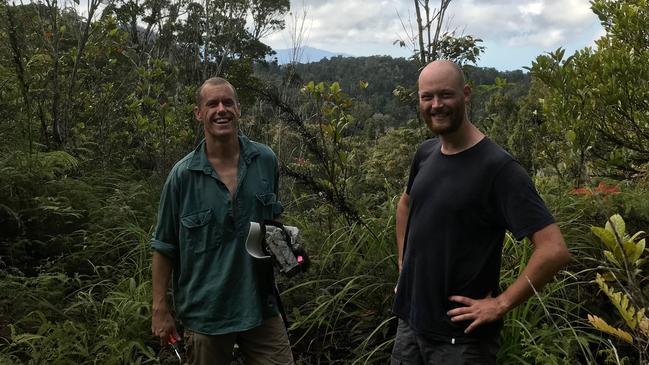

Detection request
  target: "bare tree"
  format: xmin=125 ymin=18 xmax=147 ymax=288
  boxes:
xmin=396 ymin=0 xmax=482 ymax=66
xmin=62 ymin=0 xmax=102 ymax=142
xmin=286 ymin=3 xmax=310 ymax=66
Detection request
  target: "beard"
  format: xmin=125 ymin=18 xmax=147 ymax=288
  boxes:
xmin=422 ymin=108 xmax=464 ymax=135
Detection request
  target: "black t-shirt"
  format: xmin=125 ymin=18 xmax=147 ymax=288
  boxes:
xmin=392 ymin=137 xmax=554 ymax=343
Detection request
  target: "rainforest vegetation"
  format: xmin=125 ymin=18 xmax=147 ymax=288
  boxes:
xmin=1 ymin=0 xmax=648 ymax=363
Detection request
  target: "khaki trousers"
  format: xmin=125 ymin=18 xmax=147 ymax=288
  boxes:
xmin=184 ymin=315 xmax=294 ymax=365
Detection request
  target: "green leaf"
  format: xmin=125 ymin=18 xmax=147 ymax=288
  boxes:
xmin=630 ymin=238 xmax=645 ymax=263
xmin=358 ymin=80 xmax=369 ymax=90
xmin=603 ymin=250 xmax=620 ymax=267
xmin=330 ymin=81 xmax=341 ymax=94
xmin=606 ymin=214 xmax=626 ymax=238
xmin=629 ymin=230 xmax=645 ymax=242
xmin=592 ymin=226 xmax=617 ymax=251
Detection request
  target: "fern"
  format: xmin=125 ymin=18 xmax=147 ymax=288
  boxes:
xmin=40 ymin=150 xmax=80 ymax=172
xmin=595 ymin=274 xmax=643 ymax=330
xmin=589 ymin=214 xmax=649 ymax=363
xmin=587 ymin=314 xmax=633 ymax=344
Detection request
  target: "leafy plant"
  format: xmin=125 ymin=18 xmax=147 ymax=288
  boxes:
xmin=588 ymin=214 xmax=648 ymax=364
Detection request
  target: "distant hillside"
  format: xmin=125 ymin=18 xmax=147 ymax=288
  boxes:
xmin=255 ymin=55 xmax=531 ymax=133
xmin=268 ymin=46 xmax=352 ymax=64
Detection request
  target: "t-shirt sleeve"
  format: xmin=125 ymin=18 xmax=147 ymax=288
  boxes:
xmin=406 ymin=145 xmax=424 ymax=194
xmin=492 ymin=160 xmax=555 ymax=240
xmin=150 ymin=172 xmax=180 ymax=261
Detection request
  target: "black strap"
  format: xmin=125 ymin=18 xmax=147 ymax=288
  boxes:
xmin=273 ymin=283 xmax=289 ymax=328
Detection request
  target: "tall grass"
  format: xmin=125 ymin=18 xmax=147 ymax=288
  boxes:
xmin=498 ymin=232 xmax=607 ymax=364
xmin=0 ymin=225 xmax=159 ymax=364
xmin=3 ymin=145 xmax=645 ymax=363
xmin=277 ymin=177 xmax=639 ymax=364
xmin=280 ymin=212 xmax=398 ymax=364
xmin=0 ymin=149 xmax=166 ymax=363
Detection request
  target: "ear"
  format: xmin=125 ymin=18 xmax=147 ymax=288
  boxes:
xmin=193 ymin=105 xmax=202 ymax=122
xmin=235 ymin=102 xmax=241 ymax=118
xmin=463 ymin=84 xmax=472 ymax=102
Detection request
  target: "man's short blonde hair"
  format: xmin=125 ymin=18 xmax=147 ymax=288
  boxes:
xmin=195 ymin=77 xmax=239 ymax=105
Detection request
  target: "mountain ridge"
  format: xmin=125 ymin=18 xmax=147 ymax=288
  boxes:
xmin=267 ymin=46 xmax=352 ymax=64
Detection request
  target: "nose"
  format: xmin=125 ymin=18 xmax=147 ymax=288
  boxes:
xmin=430 ymin=96 xmax=443 ymax=109
xmin=215 ymin=102 xmax=227 ymax=114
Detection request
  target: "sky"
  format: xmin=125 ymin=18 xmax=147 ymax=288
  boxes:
xmin=262 ymin=0 xmax=605 ymax=71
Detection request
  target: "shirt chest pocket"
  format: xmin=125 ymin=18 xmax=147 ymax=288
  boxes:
xmin=181 ymin=209 xmax=220 ymax=254
xmin=255 ymin=192 xmax=283 ymax=219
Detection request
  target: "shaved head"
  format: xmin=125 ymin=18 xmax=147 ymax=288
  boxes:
xmin=419 ymin=60 xmax=466 ymax=90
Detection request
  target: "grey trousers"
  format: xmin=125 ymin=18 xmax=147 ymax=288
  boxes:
xmin=391 ymin=319 xmax=499 ymax=365
xmin=184 ymin=315 xmax=294 ymax=365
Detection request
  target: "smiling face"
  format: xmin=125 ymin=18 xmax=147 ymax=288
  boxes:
xmin=194 ymin=82 xmax=241 ymax=141
xmin=418 ymin=61 xmax=471 ymax=136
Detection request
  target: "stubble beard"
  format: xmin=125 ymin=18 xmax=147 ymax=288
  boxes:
xmin=424 ymin=110 xmax=463 ymax=136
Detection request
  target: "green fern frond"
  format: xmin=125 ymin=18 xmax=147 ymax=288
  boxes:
xmin=40 ymin=151 xmax=79 ymax=171
xmin=587 ymin=314 xmax=633 ymax=344
xmin=640 ymin=317 xmax=649 ymax=337
xmin=594 ymin=273 xmax=639 ymax=329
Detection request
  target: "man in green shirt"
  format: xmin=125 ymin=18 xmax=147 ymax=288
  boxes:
xmin=150 ymin=77 xmax=294 ymax=364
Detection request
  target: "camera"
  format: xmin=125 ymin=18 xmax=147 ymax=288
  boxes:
xmin=245 ymin=220 xmax=309 ymax=277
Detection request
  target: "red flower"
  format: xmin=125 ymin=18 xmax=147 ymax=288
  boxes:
xmin=593 ymin=182 xmax=620 ymax=195
xmin=571 ymin=187 xmax=592 ymax=195
xmin=571 ymin=182 xmax=620 ymax=196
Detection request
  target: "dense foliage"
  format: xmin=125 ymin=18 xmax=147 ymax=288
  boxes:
xmin=1 ymin=0 xmax=649 ymax=364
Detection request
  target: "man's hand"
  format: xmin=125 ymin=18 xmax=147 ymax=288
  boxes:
xmin=151 ymin=306 xmax=179 ymax=344
xmin=447 ymin=294 xmax=509 ymax=334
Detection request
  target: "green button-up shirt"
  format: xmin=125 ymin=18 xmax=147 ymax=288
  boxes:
xmin=151 ymin=133 xmax=283 ymax=335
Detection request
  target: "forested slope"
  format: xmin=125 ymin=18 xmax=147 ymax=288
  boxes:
xmin=1 ymin=0 xmax=649 ymax=364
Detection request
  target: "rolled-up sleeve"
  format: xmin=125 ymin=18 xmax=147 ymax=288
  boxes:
xmin=151 ymin=172 xmax=180 ymax=262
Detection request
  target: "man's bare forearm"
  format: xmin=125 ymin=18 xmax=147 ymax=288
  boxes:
xmin=151 ymin=251 xmax=178 ymax=340
xmin=152 ymin=251 xmax=172 ymax=312
xmin=496 ymin=224 xmax=571 ymax=313
xmin=395 ymin=192 xmax=410 ymax=272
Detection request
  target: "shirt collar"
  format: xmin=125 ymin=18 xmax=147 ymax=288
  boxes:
xmin=187 ymin=132 xmax=260 ymax=172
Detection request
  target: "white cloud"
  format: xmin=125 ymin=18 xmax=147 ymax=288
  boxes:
xmin=262 ymin=0 xmax=602 ymax=69
xmin=508 ymin=29 xmax=566 ymax=48
xmin=450 ymin=0 xmax=596 ymax=44
xmin=518 ymin=2 xmax=544 ymax=16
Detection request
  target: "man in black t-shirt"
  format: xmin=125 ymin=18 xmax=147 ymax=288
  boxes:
xmin=390 ymin=60 xmax=571 ymax=364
